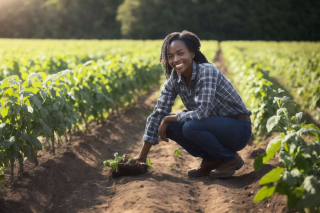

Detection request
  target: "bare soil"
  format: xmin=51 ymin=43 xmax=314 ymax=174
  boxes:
xmin=0 ymin=49 xmax=296 ymax=213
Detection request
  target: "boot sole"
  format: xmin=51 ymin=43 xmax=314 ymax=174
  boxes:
xmin=187 ymin=165 xmax=220 ymax=177
xmin=187 ymin=172 xmax=210 ymax=177
xmin=209 ymin=159 xmax=244 ymax=179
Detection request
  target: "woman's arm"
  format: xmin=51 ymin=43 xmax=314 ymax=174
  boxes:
xmin=134 ymin=141 xmax=152 ymax=163
xmin=136 ymin=114 xmax=178 ymax=162
xmin=136 ymin=78 xmax=178 ymax=162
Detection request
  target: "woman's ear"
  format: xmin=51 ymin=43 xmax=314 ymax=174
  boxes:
xmin=191 ymin=51 xmax=195 ymax=59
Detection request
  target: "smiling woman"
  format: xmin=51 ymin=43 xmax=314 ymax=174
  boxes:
xmin=134 ymin=30 xmax=252 ymax=179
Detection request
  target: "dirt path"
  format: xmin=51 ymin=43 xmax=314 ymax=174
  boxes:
xmin=0 ymin=50 xmax=296 ymax=213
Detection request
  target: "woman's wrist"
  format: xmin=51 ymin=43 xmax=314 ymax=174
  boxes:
xmin=163 ymin=115 xmax=178 ymax=123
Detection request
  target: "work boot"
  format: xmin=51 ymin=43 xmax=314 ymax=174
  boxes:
xmin=187 ymin=159 xmax=220 ymax=177
xmin=209 ymin=153 xmax=244 ymax=179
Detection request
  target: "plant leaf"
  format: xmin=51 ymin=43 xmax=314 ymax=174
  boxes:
xmin=295 ymin=112 xmax=303 ymax=125
xmin=40 ymin=107 xmax=49 ymax=118
xmin=253 ymin=185 xmax=276 ymax=203
xmin=298 ymin=127 xmax=320 ymax=141
xmin=296 ymin=176 xmax=320 ymax=211
xmin=266 ymin=115 xmax=281 ymax=132
xmin=41 ymin=121 xmax=52 ymax=135
xmin=30 ymin=95 xmax=42 ymax=108
xmin=173 ymin=148 xmax=182 ymax=157
xmin=259 ymin=167 xmax=285 ymax=185
xmin=254 ymin=152 xmax=267 ymax=171
xmin=264 ymin=136 xmax=281 ymax=163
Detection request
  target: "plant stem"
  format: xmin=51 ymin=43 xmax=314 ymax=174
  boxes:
xmin=10 ymin=161 xmax=14 ymax=182
xmin=33 ymin=147 xmax=38 ymax=166
xmin=51 ymin=128 xmax=55 ymax=154
xmin=18 ymin=151 xmax=23 ymax=174
xmin=65 ymin=131 xmax=68 ymax=142
xmin=69 ymin=128 xmax=72 ymax=141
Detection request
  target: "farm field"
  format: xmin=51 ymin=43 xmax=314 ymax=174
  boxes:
xmin=221 ymin=41 xmax=320 ymax=124
xmin=0 ymin=39 xmax=319 ymax=212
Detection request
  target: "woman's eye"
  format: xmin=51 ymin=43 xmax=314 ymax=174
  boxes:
xmin=168 ymin=55 xmax=173 ymax=59
xmin=178 ymin=52 xmax=184 ymax=55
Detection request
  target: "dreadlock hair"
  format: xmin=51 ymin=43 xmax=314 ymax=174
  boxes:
xmin=160 ymin=30 xmax=209 ymax=79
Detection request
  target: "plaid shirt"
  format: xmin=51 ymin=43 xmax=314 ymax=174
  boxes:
xmin=143 ymin=61 xmax=251 ymax=145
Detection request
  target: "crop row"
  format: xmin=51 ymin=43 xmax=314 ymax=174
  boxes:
xmin=0 ymin=40 xmax=163 ymax=181
xmin=221 ymin=41 xmax=320 ymax=122
xmin=222 ymin=42 xmax=320 ymax=212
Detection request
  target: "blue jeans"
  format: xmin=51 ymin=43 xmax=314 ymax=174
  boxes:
xmin=166 ymin=116 xmax=252 ymax=161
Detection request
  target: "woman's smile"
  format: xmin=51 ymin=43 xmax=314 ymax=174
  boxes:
xmin=175 ymin=62 xmax=184 ymax=69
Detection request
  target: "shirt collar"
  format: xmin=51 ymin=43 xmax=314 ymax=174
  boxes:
xmin=177 ymin=60 xmax=197 ymax=83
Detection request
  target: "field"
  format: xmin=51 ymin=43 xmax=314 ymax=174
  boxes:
xmin=0 ymin=39 xmax=319 ymax=213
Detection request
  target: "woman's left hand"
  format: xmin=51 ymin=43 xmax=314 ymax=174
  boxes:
xmin=158 ymin=119 xmax=169 ymax=142
xmin=159 ymin=115 xmax=178 ymax=142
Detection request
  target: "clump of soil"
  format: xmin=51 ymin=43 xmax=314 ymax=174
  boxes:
xmin=104 ymin=153 xmax=151 ymax=177
xmin=112 ymin=162 xmax=149 ymax=178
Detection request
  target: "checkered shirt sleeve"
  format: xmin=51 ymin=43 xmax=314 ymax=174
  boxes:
xmin=142 ymin=76 xmax=177 ymax=145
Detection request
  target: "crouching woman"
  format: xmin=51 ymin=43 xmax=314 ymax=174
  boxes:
xmin=135 ymin=30 xmax=252 ymax=178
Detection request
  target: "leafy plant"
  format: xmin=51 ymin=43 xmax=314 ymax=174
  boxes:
xmin=103 ymin=153 xmax=153 ymax=171
xmin=103 ymin=152 xmax=125 ymax=170
xmin=253 ymin=96 xmax=320 ymax=212
xmin=173 ymin=148 xmax=182 ymax=157
xmin=146 ymin=158 xmax=153 ymax=170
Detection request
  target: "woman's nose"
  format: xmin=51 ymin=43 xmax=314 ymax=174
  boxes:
xmin=173 ymin=54 xmax=179 ymax=62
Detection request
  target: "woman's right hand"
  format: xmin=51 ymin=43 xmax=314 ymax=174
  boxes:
xmin=134 ymin=156 xmax=146 ymax=163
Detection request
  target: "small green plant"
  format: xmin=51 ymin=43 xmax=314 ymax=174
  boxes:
xmin=253 ymin=96 xmax=320 ymax=212
xmin=103 ymin=152 xmax=124 ymax=170
xmin=173 ymin=148 xmax=182 ymax=157
xmin=168 ymin=148 xmax=182 ymax=168
xmin=146 ymin=158 xmax=153 ymax=170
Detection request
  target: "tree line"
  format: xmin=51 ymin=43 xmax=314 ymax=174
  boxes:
xmin=0 ymin=0 xmax=319 ymax=40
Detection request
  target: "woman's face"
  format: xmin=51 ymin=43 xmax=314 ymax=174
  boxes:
xmin=167 ymin=40 xmax=195 ymax=76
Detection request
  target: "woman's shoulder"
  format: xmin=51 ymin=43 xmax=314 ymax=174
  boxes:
xmin=197 ymin=62 xmax=220 ymax=75
xmin=164 ymin=70 xmax=178 ymax=88
xmin=167 ymin=70 xmax=178 ymax=82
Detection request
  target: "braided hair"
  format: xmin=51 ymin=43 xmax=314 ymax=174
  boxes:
xmin=160 ymin=30 xmax=209 ymax=79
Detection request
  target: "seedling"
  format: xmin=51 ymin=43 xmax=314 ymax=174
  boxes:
xmin=173 ymin=148 xmax=182 ymax=157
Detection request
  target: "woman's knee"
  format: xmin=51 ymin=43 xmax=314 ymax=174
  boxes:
xmin=182 ymin=120 xmax=199 ymax=138
xmin=166 ymin=122 xmax=182 ymax=138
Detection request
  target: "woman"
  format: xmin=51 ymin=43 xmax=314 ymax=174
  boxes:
xmin=135 ymin=30 xmax=252 ymax=178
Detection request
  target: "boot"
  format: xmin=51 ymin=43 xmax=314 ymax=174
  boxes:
xmin=187 ymin=159 xmax=220 ymax=177
xmin=209 ymin=153 xmax=244 ymax=179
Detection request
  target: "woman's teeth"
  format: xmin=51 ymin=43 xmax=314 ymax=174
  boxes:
xmin=176 ymin=63 xmax=183 ymax=68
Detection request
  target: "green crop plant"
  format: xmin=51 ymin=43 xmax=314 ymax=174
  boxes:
xmin=222 ymin=41 xmax=320 ymax=122
xmin=253 ymin=95 xmax=320 ymax=212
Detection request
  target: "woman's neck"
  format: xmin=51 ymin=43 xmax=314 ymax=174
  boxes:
xmin=182 ymin=68 xmax=192 ymax=85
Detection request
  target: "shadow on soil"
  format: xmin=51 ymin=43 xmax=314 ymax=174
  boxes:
xmin=0 ymin=151 xmax=111 ymax=213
